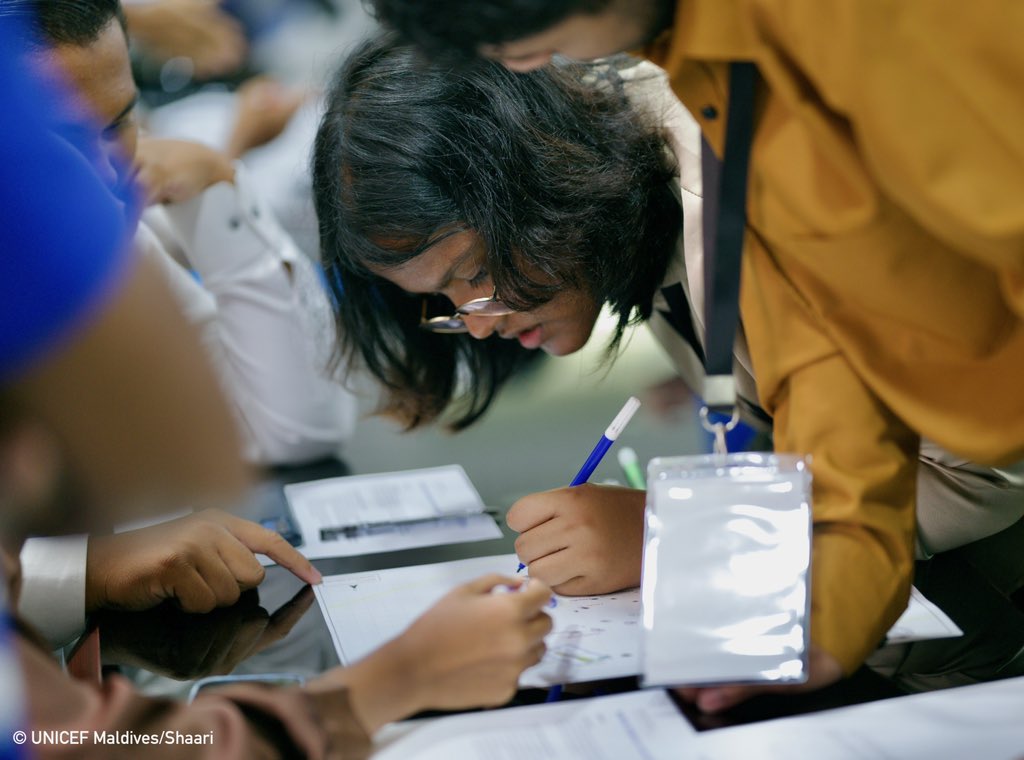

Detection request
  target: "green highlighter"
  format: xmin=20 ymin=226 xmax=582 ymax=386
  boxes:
xmin=617 ymin=446 xmax=646 ymax=490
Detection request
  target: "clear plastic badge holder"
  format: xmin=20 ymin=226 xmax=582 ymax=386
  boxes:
xmin=640 ymin=453 xmax=812 ymax=686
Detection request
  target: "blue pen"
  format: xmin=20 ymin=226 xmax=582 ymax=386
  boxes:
xmin=517 ymin=396 xmax=641 ymax=573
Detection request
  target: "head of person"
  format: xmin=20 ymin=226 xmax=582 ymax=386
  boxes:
xmin=1 ymin=0 xmax=137 ymax=188
xmin=313 ymin=34 xmax=681 ymax=430
xmin=370 ymin=0 xmax=676 ymax=71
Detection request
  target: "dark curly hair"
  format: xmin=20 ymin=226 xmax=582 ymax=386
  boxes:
xmin=0 ymin=0 xmax=127 ymax=48
xmin=369 ymin=0 xmax=612 ymax=60
xmin=368 ymin=0 xmax=676 ymax=62
xmin=313 ymin=34 xmax=681 ymax=430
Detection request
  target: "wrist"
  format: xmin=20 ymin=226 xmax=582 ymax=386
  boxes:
xmin=310 ymin=635 xmax=424 ymax=735
xmin=84 ymin=536 xmax=112 ymax=612
xmin=225 ymin=132 xmax=252 ymax=161
xmin=211 ymin=155 xmax=236 ymax=187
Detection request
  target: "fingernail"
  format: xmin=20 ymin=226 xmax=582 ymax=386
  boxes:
xmin=310 ymin=568 xmax=323 ymax=584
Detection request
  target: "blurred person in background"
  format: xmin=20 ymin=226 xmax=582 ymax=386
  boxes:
xmin=2 ymin=0 xmax=359 ymax=647
xmin=123 ymin=0 xmax=246 ymax=81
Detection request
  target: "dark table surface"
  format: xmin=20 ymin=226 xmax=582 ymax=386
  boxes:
xmin=96 ymin=459 xmax=1024 ymax=733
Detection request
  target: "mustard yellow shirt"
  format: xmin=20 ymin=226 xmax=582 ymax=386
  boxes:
xmin=645 ymin=0 xmax=1024 ymax=673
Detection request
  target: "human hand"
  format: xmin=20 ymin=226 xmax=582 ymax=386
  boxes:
xmin=675 ymin=645 xmax=845 ymax=713
xmin=134 ymin=137 xmax=236 ymax=205
xmin=124 ymin=0 xmax=246 ymax=80
xmin=310 ymin=575 xmax=553 ymax=733
xmin=225 ymin=77 xmax=306 ymax=159
xmin=507 ymin=483 xmax=646 ymax=595
xmin=86 ymin=509 xmax=321 ymax=614
xmin=396 ymin=575 xmax=553 ymax=710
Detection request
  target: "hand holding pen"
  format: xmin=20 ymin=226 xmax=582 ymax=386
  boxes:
xmin=513 ymin=396 xmax=642 ymax=573
xmin=507 ymin=396 xmax=642 ymax=701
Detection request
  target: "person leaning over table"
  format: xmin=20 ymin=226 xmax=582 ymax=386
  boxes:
xmin=0 ymin=10 xmax=554 ymax=759
xmin=2 ymin=0 xmax=360 ymax=648
xmin=309 ymin=19 xmax=1024 ymax=712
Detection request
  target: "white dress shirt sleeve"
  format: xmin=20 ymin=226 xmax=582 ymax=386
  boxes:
xmin=151 ymin=164 xmax=357 ymax=465
xmin=18 ymin=536 xmax=89 ymax=647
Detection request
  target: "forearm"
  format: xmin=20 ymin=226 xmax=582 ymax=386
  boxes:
xmin=810 ymin=525 xmax=916 ymax=673
xmin=308 ymin=637 xmax=424 ymax=736
xmin=773 ymin=355 xmax=919 ymax=674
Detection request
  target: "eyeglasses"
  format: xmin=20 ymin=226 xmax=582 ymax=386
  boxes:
xmin=419 ymin=287 xmax=516 ymax=334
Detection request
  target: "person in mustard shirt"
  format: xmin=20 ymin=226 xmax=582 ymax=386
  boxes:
xmin=367 ymin=0 xmax=1024 ymax=710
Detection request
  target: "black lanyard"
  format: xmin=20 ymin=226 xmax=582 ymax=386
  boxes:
xmin=700 ymin=62 xmax=758 ymax=414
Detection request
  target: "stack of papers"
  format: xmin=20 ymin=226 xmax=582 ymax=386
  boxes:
xmin=372 ymin=690 xmax=694 ymax=760
xmin=371 ymin=676 xmax=1024 ymax=760
xmin=285 ymin=465 xmax=501 ymax=559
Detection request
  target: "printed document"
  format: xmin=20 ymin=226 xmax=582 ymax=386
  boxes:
xmin=285 ymin=465 xmax=501 ymax=559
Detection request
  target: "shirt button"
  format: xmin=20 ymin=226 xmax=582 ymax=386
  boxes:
xmin=700 ymin=105 xmax=719 ymax=120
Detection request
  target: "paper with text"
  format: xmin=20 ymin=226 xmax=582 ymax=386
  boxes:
xmin=372 ymin=690 xmax=694 ymax=760
xmin=285 ymin=466 xmax=501 ymax=559
xmin=313 ymin=553 xmax=643 ymax=688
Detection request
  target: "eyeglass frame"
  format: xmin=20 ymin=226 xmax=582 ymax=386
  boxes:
xmin=419 ymin=287 xmax=516 ymax=334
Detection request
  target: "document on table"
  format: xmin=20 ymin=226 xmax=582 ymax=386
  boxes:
xmin=372 ymin=690 xmax=695 ymax=760
xmin=690 ymin=675 xmax=1024 ymax=760
xmin=313 ymin=553 xmax=643 ymax=688
xmin=284 ymin=465 xmax=501 ymax=560
xmin=886 ymin=587 xmax=963 ymax=644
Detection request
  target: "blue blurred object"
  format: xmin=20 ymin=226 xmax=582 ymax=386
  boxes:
xmin=700 ymin=408 xmax=759 ymax=452
xmin=0 ymin=14 xmax=139 ymax=382
xmin=260 ymin=515 xmax=304 ymax=548
xmin=0 ymin=609 xmax=26 ymax=760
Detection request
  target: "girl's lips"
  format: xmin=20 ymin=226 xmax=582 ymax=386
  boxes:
xmin=517 ymin=325 xmax=544 ymax=349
